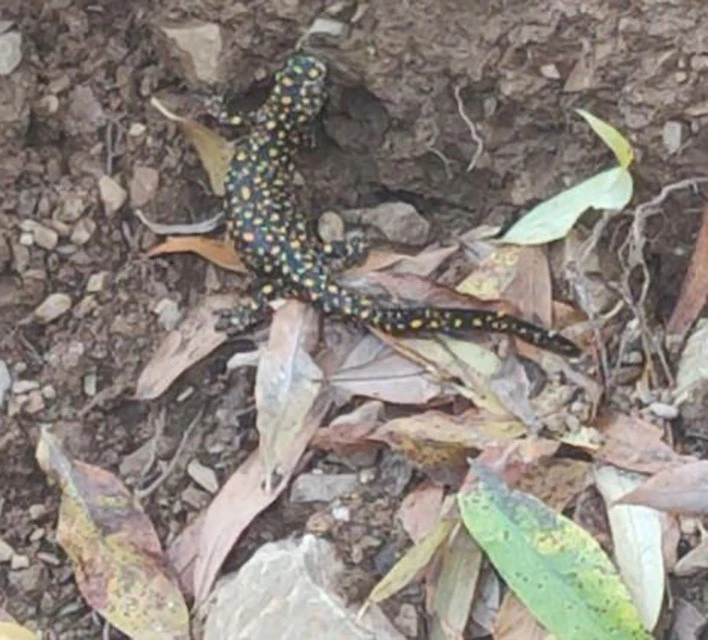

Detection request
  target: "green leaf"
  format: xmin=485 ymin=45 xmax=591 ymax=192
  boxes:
xmin=501 ymin=166 xmax=633 ymax=245
xmin=576 ymin=110 xmax=634 ymax=169
xmin=366 ymin=518 xmax=455 ymax=605
xmin=457 ymin=461 xmax=652 ymax=640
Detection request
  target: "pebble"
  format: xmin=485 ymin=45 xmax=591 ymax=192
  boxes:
xmin=181 ymin=485 xmax=210 ymax=510
xmin=662 ymin=121 xmax=682 ymax=155
xmin=0 ymin=31 xmax=22 ymax=76
xmin=10 ymin=554 xmax=30 ymax=570
xmin=343 ymin=202 xmax=430 ymax=245
xmin=19 ymin=232 xmax=33 ymax=246
xmin=160 ymin=22 xmax=224 ymax=84
xmin=28 ymin=504 xmax=49 ymax=520
xmin=58 ymin=193 xmax=86 ymax=222
xmin=0 ymin=360 xmax=11 ymax=406
xmin=24 ymin=390 xmax=45 ymax=414
xmin=41 ymin=385 xmax=56 ymax=400
xmin=12 ymin=380 xmax=39 ymax=394
xmin=129 ymin=166 xmax=159 ymax=207
xmin=70 ymin=217 xmax=96 ymax=245
xmin=34 ymin=293 xmax=72 ymax=323
xmin=83 ymin=372 xmax=97 ymax=397
xmin=0 ymin=537 xmax=14 ymax=562
xmin=128 ymin=122 xmax=146 ymax=137
xmin=154 ymin=298 xmax=181 ymax=330
xmin=98 ymin=175 xmax=127 ymax=215
xmin=86 ymin=271 xmax=109 ymax=293
xmin=540 ymin=63 xmax=561 ymax=80
xmin=20 ymin=221 xmax=58 ymax=250
xmin=187 ymin=459 xmax=219 ymax=494
xmin=649 ymin=401 xmax=680 ymax=420
xmin=37 ymin=552 xmax=61 ymax=567
xmin=290 ymin=473 xmax=360 ymax=503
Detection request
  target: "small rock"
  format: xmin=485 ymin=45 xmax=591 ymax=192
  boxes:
xmin=358 ymin=468 xmax=376 ymax=484
xmin=29 ymin=528 xmax=45 ymax=543
xmin=154 ymin=297 xmax=181 ymax=330
xmin=12 ymin=379 xmax=39 ymax=394
xmin=344 ymin=202 xmax=430 ymax=245
xmin=129 ymin=166 xmax=159 ymax=207
xmin=67 ymin=85 xmax=106 ymax=134
xmin=86 ymin=271 xmax=109 ymax=293
xmin=24 ymin=390 xmax=45 ymax=414
xmin=37 ymin=552 xmax=61 ymax=567
xmin=19 ymin=232 xmax=33 ymax=246
xmin=0 ymin=537 xmax=15 ymax=562
xmin=20 ymin=221 xmax=58 ymax=250
xmin=662 ymin=121 xmax=682 ymax=155
xmin=34 ymin=293 xmax=72 ymax=323
xmin=83 ymin=372 xmax=97 ymax=397
xmin=41 ymin=384 xmax=56 ymax=400
xmin=7 ymin=564 xmax=44 ymax=596
xmin=181 ymin=485 xmax=210 ymax=510
xmin=58 ymin=193 xmax=86 ymax=222
xmin=394 ymin=604 xmax=418 ymax=638
xmin=0 ymin=360 xmax=11 ymax=406
xmin=540 ymin=63 xmax=561 ymax=80
xmin=161 ymin=22 xmax=224 ymax=84
xmin=128 ymin=122 xmax=146 ymax=137
xmin=290 ymin=473 xmax=359 ymax=503
xmin=187 ymin=459 xmax=219 ymax=494
xmin=10 ymin=554 xmax=30 ymax=570
xmin=36 ymin=94 xmax=59 ymax=115
xmin=0 ymin=31 xmax=22 ymax=76
xmin=70 ymin=217 xmax=96 ymax=245
xmin=649 ymin=401 xmax=680 ymax=420
xmin=98 ymin=175 xmax=127 ymax=215
xmin=28 ymin=504 xmax=49 ymax=521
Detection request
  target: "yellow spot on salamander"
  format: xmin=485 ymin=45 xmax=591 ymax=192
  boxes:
xmin=242 ymin=231 xmax=255 ymax=242
xmin=472 ymin=317 xmax=484 ymax=327
xmin=281 ymin=95 xmax=293 ymax=106
xmin=453 ymin=317 xmax=463 ymax=328
xmin=261 ymin=284 xmax=274 ymax=295
xmin=409 ymin=318 xmax=424 ymax=329
xmin=266 ymin=120 xmax=277 ymax=131
xmin=236 ymin=150 xmax=247 ymax=162
xmin=241 ymin=186 xmax=252 ymax=201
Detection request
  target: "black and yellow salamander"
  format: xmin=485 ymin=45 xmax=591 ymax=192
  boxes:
xmin=214 ymin=53 xmax=581 ymax=358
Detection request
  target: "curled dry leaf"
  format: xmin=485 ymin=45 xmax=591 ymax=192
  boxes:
xmin=151 ymin=96 xmax=233 ymax=196
xmin=594 ymin=464 xmax=665 ymax=631
xmin=135 ymin=294 xmax=241 ymax=400
xmin=147 ymin=235 xmax=247 ymax=273
xmin=494 ymin=592 xmax=552 ymax=640
xmin=595 ymin=412 xmax=695 ymax=475
xmin=255 ymin=301 xmax=324 ymax=487
xmin=35 ymin=427 xmax=189 ymax=640
xmin=397 ymin=480 xmax=446 ymax=543
xmin=615 ymin=460 xmax=708 ymax=516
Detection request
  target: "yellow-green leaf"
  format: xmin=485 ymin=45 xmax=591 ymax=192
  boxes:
xmin=366 ymin=517 xmax=456 ymax=605
xmin=458 ymin=461 xmax=652 ymax=640
xmin=576 ymin=110 xmax=634 ymax=169
xmin=0 ymin=622 xmax=40 ymax=640
xmin=502 ymin=167 xmax=633 ymax=245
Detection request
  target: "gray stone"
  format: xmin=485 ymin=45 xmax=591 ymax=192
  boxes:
xmin=0 ymin=31 xmax=22 ymax=76
xmin=290 ymin=473 xmax=359 ymax=503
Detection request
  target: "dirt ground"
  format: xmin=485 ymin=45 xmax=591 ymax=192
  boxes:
xmin=2 ymin=0 xmax=708 ymax=638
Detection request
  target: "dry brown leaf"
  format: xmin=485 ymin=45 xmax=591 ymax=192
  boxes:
xmin=151 ymin=96 xmax=233 ymax=196
xmin=329 ymin=333 xmax=444 ymax=405
xmin=147 ymin=236 xmax=247 ymax=273
xmin=516 ymin=458 xmax=591 ymax=512
xmin=255 ymin=301 xmax=323 ymax=487
xmin=595 ymin=412 xmax=695 ymax=475
xmin=615 ymin=460 xmax=708 ymax=515
xmin=667 ymin=205 xmax=708 ymax=338
xmin=457 ymin=245 xmax=552 ymax=327
xmin=135 ymin=294 xmax=241 ymax=400
xmin=372 ymin=409 xmax=525 ymax=485
xmin=309 ymin=400 xmax=384 ymax=457
xmin=397 ymin=480 xmax=446 ymax=543
xmin=36 ymin=427 xmax=189 ymax=640
xmin=494 ymin=592 xmax=552 ymax=640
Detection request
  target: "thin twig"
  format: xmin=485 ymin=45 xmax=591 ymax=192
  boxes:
xmin=135 ymin=408 xmax=203 ymax=500
xmin=453 ymin=85 xmax=484 ymax=172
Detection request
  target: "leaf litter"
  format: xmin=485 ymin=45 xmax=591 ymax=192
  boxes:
xmin=117 ymin=98 xmax=708 ymax=638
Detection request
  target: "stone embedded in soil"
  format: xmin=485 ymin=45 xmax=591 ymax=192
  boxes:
xmin=187 ymin=459 xmax=219 ymax=494
xmin=19 ymin=220 xmax=58 ymax=250
xmin=290 ymin=472 xmax=360 ymax=503
xmin=203 ymin=536 xmax=405 ymax=640
xmin=70 ymin=217 xmax=96 ymax=245
xmin=154 ymin=297 xmax=181 ymax=330
xmin=67 ymin=85 xmax=106 ymax=135
xmin=98 ymin=175 xmax=127 ymax=215
xmin=0 ymin=537 xmax=14 ymax=562
xmin=662 ymin=121 xmax=682 ymax=155
xmin=342 ymin=202 xmax=430 ymax=245
xmin=33 ymin=293 xmax=72 ymax=323
xmin=85 ymin=271 xmax=109 ymax=293
xmin=160 ymin=22 xmax=224 ymax=84
xmin=0 ymin=31 xmax=22 ymax=76
xmin=24 ymin=390 xmax=45 ymax=414
xmin=57 ymin=193 xmax=86 ymax=222
xmin=0 ymin=360 xmax=10 ymax=407
xmin=129 ymin=166 xmax=160 ymax=207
